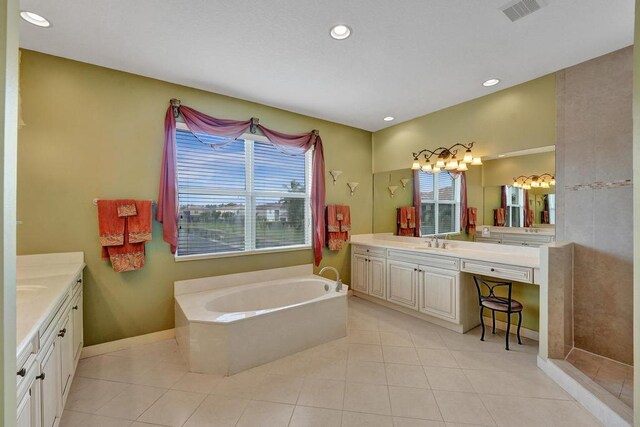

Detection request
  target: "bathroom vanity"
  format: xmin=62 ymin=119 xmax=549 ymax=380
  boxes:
xmin=350 ymin=234 xmax=540 ymax=333
xmin=475 ymin=226 xmax=555 ymax=247
xmin=16 ymin=252 xmax=85 ymax=427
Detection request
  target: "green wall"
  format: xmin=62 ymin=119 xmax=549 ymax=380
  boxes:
xmin=17 ymin=50 xmax=373 ymax=346
xmin=633 ymin=0 xmax=640 ymax=415
xmin=372 ymin=74 xmax=557 ymax=173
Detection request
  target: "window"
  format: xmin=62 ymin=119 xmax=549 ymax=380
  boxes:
xmin=505 ymin=186 xmax=524 ymax=227
xmin=175 ymin=126 xmax=312 ymax=258
xmin=419 ymin=172 xmax=461 ymax=236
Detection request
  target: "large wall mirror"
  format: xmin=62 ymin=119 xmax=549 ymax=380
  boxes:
xmin=372 ymin=146 xmax=555 ymax=241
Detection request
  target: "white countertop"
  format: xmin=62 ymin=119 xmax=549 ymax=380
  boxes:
xmin=350 ymin=234 xmax=540 ymax=268
xmin=16 ymin=252 xmax=85 ymax=357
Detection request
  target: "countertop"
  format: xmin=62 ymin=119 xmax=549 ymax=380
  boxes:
xmin=350 ymin=234 xmax=540 ymax=268
xmin=16 ymin=253 xmax=85 ymax=358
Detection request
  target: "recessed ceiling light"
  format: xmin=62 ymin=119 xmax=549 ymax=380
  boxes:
xmin=20 ymin=11 xmax=51 ymax=27
xmin=483 ymin=78 xmax=500 ymax=87
xmin=383 ymin=116 xmax=395 ymax=122
xmin=330 ymin=24 xmax=351 ymax=40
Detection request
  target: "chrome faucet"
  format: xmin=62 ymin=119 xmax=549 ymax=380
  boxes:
xmin=319 ymin=266 xmax=343 ymax=292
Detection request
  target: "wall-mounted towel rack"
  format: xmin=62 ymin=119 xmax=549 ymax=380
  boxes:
xmin=92 ymin=198 xmax=156 ymax=207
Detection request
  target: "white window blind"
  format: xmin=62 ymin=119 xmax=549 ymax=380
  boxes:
xmin=505 ymin=186 xmax=524 ymax=227
xmin=419 ymin=171 xmax=461 ymax=236
xmin=175 ymin=128 xmax=311 ymax=258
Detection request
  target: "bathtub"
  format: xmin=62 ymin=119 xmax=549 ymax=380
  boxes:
xmin=174 ymin=265 xmax=348 ymax=375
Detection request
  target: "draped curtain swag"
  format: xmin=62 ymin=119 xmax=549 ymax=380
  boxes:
xmin=157 ymin=102 xmax=326 ymax=265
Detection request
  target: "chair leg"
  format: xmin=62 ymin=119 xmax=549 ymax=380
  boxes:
xmin=491 ymin=311 xmax=496 ymax=334
xmin=505 ymin=312 xmax=511 ymax=351
xmin=517 ymin=312 xmax=523 ymax=345
xmin=479 ymin=306 xmax=485 ymax=341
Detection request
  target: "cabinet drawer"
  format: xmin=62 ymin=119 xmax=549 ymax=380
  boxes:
xmin=387 ymin=249 xmax=459 ymax=272
xmin=460 ymin=259 xmax=533 ymax=284
xmin=352 ymin=245 xmax=386 ymax=257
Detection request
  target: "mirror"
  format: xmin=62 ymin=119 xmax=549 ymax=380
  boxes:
xmin=372 ymin=146 xmax=555 ymax=239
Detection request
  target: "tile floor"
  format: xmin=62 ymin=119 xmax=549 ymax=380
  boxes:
xmin=62 ymin=296 xmax=602 ymax=427
xmin=566 ymin=347 xmax=634 ymax=408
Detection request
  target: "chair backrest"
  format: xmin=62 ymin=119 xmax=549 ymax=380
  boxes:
xmin=472 ymin=276 xmax=514 ymax=306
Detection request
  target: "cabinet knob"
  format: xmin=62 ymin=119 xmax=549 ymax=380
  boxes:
xmin=17 ymin=368 xmax=26 ymax=377
xmin=76 ymin=278 xmax=82 ymax=284
xmin=58 ymin=328 xmax=67 ymax=337
xmin=73 ymin=305 xmax=79 ymax=310
xmin=36 ymin=373 xmax=45 ymax=381
xmin=490 ymin=268 xmax=495 ymax=272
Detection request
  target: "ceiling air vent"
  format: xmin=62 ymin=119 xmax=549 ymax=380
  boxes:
xmin=500 ymin=0 xmax=547 ymax=22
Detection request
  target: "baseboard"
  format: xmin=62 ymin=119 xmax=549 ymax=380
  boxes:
xmin=538 ymin=356 xmax=632 ymax=427
xmin=80 ymin=329 xmax=175 ymax=359
xmin=482 ymin=316 xmax=539 ymax=341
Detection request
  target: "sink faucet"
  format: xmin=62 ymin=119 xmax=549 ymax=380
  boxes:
xmin=428 ymin=235 xmax=441 ymax=248
xmin=319 ymin=266 xmax=343 ymax=292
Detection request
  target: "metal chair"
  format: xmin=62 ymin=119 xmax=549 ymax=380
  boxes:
xmin=472 ymin=276 xmax=523 ymax=350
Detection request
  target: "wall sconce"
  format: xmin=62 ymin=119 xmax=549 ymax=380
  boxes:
xmin=400 ymin=178 xmax=409 ymax=189
xmin=411 ymin=141 xmax=481 ymax=173
xmin=512 ymin=173 xmax=556 ymax=190
xmin=347 ymin=182 xmax=359 ymax=196
xmin=329 ymin=170 xmax=342 ymax=185
xmin=388 ymin=186 xmax=399 ymax=198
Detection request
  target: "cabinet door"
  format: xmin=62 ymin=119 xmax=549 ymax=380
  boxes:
xmin=40 ymin=342 xmax=61 ymax=427
xmin=72 ymin=291 xmax=83 ymax=362
xmin=16 ymin=382 xmax=34 ymax=427
xmin=368 ymin=257 xmax=386 ymax=299
xmin=419 ymin=267 xmax=458 ymax=320
xmin=386 ymin=260 xmax=418 ymax=309
xmin=59 ymin=314 xmax=74 ymax=398
xmin=352 ymin=254 xmax=369 ymax=293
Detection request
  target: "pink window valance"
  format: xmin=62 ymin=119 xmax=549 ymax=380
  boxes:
xmin=157 ymin=101 xmax=326 ymax=265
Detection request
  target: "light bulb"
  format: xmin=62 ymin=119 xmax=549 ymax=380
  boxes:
xmin=512 ymin=181 xmax=521 ymax=188
xmin=471 ymin=157 xmax=482 ymax=165
xmin=523 ymin=184 xmax=531 ymax=190
xmin=435 ymin=156 xmax=446 ymax=168
xmin=432 ymin=166 xmax=441 ymax=173
xmin=411 ymin=160 xmax=420 ymax=170
xmin=541 ymin=182 xmax=550 ymax=188
xmin=456 ymin=162 xmax=468 ymax=172
xmin=445 ymin=157 xmax=459 ymax=170
xmin=422 ymin=163 xmax=433 ymax=173
xmin=550 ymin=178 xmax=556 ymax=186
xmin=530 ymin=181 xmax=540 ymax=188
xmin=463 ymin=149 xmax=473 ymax=163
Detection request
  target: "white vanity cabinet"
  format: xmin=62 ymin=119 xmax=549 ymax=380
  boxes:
xmin=40 ymin=339 xmax=61 ymax=427
xmin=419 ymin=267 xmax=458 ymax=321
xmin=351 ymin=246 xmax=387 ymax=299
xmin=386 ymin=259 xmax=419 ymax=309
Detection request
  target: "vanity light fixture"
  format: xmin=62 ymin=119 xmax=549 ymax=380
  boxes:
xmin=20 ymin=11 xmax=51 ymax=27
xmin=330 ymin=24 xmax=351 ymax=40
xmin=411 ymin=141 xmax=481 ymax=174
xmin=483 ymin=78 xmax=500 ymax=87
xmin=512 ymin=173 xmax=556 ymax=189
xmin=383 ymin=116 xmax=395 ymax=122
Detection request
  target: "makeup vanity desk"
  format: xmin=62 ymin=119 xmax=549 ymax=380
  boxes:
xmin=349 ymin=234 xmax=540 ymax=333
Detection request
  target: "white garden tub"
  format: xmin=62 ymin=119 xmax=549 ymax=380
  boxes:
xmin=175 ymin=265 xmax=348 ymax=375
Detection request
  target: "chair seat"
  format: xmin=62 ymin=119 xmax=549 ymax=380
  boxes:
xmin=481 ymin=297 xmax=523 ymax=312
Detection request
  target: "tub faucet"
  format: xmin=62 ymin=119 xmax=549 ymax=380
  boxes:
xmin=319 ymin=266 xmax=343 ymax=292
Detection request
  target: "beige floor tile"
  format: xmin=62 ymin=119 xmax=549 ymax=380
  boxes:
xmin=347 ymin=360 xmax=387 ymax=384
xmin=464 ymin=368 xmax=572 ymax=400
xmin=388 ymin=386 xmax=442 ymax=421
xmin=432 ymin=390 xmax=495 ymax=426
xmin=137 ymin=389 xmax=206 ymax=427
xmin=344 ymin=382 xmax=391 ymax=415
xmin=59 ymin=410 xmax=132 ymax=427
xmin=423 ymin=367 xmax=474 ymax=392
xmin=349 ymin=315 xmax=380 ymax=331
xmin=341 ymin=411 xmax=393 ymax=427
xmin=289 ymin=406 xmax=342 ymax=427
xmin=170 ymin=372 xmax=223 ymax=394
xmin=268 ymin=353 xmax=311 ymax=376
xmin=297 ymin=378 xmax=346 ymax=409
xmin=95 ymin=384 xmax=166 ymax=420
xmin=385 ymin=363 xmax=429 ymax=388
xmin=383 ymin=346 xmax=421 ymax=365
xmin=251 ymin=374 xmax=304 ymax=404
xmin=450 ymin=350 xmax=536 ymax=372
xmin=481 ymin=394 xmax=601 ymax=426
xmin=305 ymin=357 xmax=348 ymax=380
xmin=416 ymin=349 xmax=459 ymax=368
xmin=235 ymin=400 xmax=294 ymax=427
xmin=211 ymin=371 xmax=267 ymax=398
xmin=350 ymin=329 xmax=382 ymax=345
xmin=129 ymin=361 xmax=187 ymax=388
xmin=130 ymin=423 xmax=166 ymax=427
xmin=380 ymin=331 xmax=414 ymax=347
xmin=303 ymin=338 xmax=349 ymax=360
xmin=349 ymin=343 xmax=384 ymax=362
xmin=410 ymin=331 xmax=447 ymax=349
xmin=76 ymin=355 xmax=154 ymax=383
xmin=393 ymin=416 xmax=446 ymax=426
xmin=64 ymin=378 xmax=129 ymax=413
xmin=182 ymin=395 xmax=249 ymax=427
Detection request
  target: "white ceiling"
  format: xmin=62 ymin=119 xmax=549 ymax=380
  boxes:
xmin=19 ymin=0 xmax=634 ymax=131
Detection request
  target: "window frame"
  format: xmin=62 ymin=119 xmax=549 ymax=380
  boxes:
xmin=419 ymin=172 xmax=462 ymax=237
xmin=505 ymin=186 xmax=524 ymax=228
xmin=174 ymin=122 xmax=313 ymax=261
